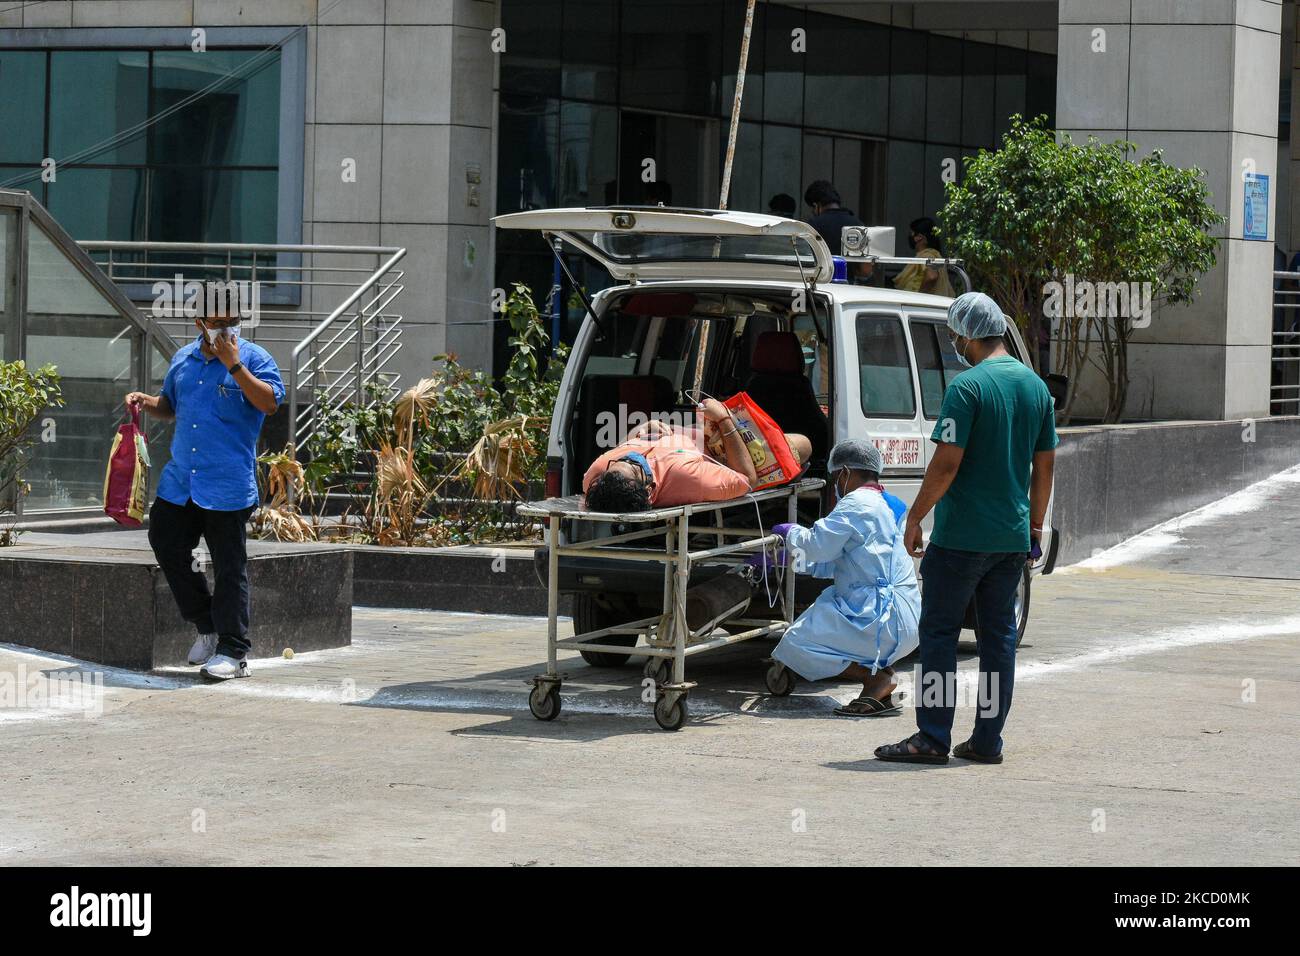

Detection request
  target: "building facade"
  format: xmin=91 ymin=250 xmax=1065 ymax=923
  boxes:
xmin=0 ymin=0 xmax=1291 ymax=440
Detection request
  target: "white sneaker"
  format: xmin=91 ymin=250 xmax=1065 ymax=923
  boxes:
xmin=200 ymin=654 xmax=250 ymax=681
xmin=187 ymin=633 xmax=218 ymax=665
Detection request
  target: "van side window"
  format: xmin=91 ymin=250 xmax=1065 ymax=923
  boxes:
xmin=909 ymin=320 xmax=963 ymax=418
xmin=855 ymin=313 xmax=915 ymax=418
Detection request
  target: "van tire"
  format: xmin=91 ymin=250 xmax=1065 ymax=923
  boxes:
xmin=1014 ymin=567 xmax=1031 ymax=647
xmin=575 ymin=594 xmax=640 ymax=668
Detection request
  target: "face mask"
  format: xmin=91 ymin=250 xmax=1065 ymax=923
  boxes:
xmin=203 ymin=324 xmax=239 ymax=345
xmin=953 ymin=335 xmax=973 ymax=369
xmin=834 ymin=469 xmax=848 ymax=501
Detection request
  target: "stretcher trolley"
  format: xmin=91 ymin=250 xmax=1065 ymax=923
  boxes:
xmin=518 ymin=478 xmax=825 ymax=731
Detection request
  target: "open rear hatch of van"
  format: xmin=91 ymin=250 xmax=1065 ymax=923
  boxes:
xmin=492 ymin=206 xmax=835 ymax=283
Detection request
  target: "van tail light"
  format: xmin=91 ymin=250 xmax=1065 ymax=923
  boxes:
xmin=545 ymin=466 xmax=563 ymax=499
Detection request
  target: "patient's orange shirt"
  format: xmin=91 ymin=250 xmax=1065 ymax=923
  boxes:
xmin=582 ymin=425 xmax=751 ymax=508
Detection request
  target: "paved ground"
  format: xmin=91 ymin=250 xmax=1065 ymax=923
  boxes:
xmin=2 ymin=469 xmax=1298 ymax=866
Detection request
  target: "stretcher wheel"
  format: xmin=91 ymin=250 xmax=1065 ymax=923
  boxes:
xmin=654 ymin=694 xmax=688 ymax=731
xmin=643 ymin=657 xmax=671 ymax=685
xmin=764 ymin=661 xmax=797 ymax=697
xmin=529 ymin=683 xmax=562 ymax=721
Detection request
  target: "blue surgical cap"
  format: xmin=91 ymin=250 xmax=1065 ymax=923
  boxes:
xmin=947 ymin=292 xmax=1008 ymax=340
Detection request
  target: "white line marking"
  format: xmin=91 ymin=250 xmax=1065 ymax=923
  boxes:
xmin=1064 ymin=463 xmax=1300 ymax=571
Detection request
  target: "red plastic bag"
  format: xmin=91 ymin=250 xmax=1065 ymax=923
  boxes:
xmin=103 ymin=405 xmax=150 ymax=527
xmin=708 ymin=391 xmax=801 ymax=490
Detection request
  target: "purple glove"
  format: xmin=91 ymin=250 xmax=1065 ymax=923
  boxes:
xmin=771 ymin=522 xmax=796 ymax=540
xmin=744 ymin=551 xmax=781 ymax=573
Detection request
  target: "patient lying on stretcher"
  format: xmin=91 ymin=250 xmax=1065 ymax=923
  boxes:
xmin=583 ymin=397 xmax=812 ymax=513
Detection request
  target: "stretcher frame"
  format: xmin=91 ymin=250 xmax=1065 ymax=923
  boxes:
xmin=518 ymin=478 xmax=825 ymax=730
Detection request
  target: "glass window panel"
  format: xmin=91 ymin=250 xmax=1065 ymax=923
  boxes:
xmin=0 ymin=208 xmax=13 ymax=317
xmin=557 ymin=101 xmax=618 ymax=207
xmin=49 ymin=51 xmax=149 ymax=165
xmin=889 ymin=29 xmax=927 ymax=141
xmin=886 ymin=140 xmax=924 ymax=242
xmin=621 ymin=0 xmax=723 ymax=116
xmin=721 ymin=121 xmax=763 ymax=213
xmin=149 ymin=168 xmax=278 ymax=244
xmin=151 ymin=50 xmax=281 ymax=167
xmin=497 ymin=95 xmax=559 ymax=212
xmin=762 ymin=4 xmax=804 ymax=125
xmin=46 ymin=167 xmax=147 ymax=242
xmin=0 ymin=51 xmax=47 ymax=164
xmin=501 ymin=0 xmax=563 ymax=97
xmin=1026 ymin=51 xmax=1056 ymax=126
xmin=27 ymin=224 xmax=121 ymax=316
xmin=925 ymin=34 xmax=963 ymax=145
xmin=562 ymin=0 xmax=618 ymax=102
xmin=802 ymin=132 xmax=834 ymax=210
xmin=962 ymin=40 xmax=996 ymax=148
xmin=833 ymin=137 xmax=863 ymax=218
xmin=804 ymin=16 xmax=887 ymax=136
xmin=760 ymin=124 xmax=802 ymax=217
xmin=924 ymin=143 xmax=954 ymax=221
xmin=617 ymin=110 xmax=718 ymax=208
xmin=23 ymin=317 xmax=137 ymax=510
xmin=995 ymin=41 xmax=1027 ymax=142
xmin=856 ymin=313 xmax=915 ymax=418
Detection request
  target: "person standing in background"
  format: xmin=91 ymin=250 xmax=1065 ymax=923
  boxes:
xmin=804 ymin=180 xmax=864 ymax=255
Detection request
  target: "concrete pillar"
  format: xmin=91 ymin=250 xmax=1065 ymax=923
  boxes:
xmin=1056 ymin=0 xmax=1281 ymax=420
xmin=309 ymin=0 xmax=498 ymax=384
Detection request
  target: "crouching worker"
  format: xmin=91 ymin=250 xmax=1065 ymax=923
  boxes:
xmin=769 ymin=439 xmax=920 ymax=716
xmin=584 ymin=398 xmax=811 ymax=512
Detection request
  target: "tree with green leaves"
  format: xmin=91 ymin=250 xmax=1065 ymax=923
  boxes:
xmin=941 ymin=116 xmax=1222 ymax=422
xmin=0 ymin=360 xmax=63 ymax=542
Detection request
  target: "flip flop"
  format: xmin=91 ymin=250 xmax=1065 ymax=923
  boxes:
xmin=833 ymin=692 xmax=902 ymax=718
xmin=953 ymin=740 xmax=1003 ymax=764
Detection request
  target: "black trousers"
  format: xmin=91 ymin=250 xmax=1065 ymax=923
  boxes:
xmin=148 ymin=497 xmax=255 ymax=659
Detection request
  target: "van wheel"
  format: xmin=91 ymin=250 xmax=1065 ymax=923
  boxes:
xmin=574 ymin=594 xmax=639 ymax=668
xmin=1014 ymin=567 xmax=1031 ymax=647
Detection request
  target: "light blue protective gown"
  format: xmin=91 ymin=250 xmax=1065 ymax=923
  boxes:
xmin=772 ymin=487 xmax=921 ymax=680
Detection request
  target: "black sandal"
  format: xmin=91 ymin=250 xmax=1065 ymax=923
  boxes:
xmin=875 ymin=731 xmax=949 ymax=764
xmin=953 ymin=739 xmax=1003 ymax=764
xmin=834 ymin=692 xmax=902 ymax=718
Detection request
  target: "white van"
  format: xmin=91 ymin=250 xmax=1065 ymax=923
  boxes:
xmin=493 ymin=206 xmax=1062 ymax=667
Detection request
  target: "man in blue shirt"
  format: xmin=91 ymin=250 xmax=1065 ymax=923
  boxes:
xmin=126 ymin=290 xmax=284 ymax=680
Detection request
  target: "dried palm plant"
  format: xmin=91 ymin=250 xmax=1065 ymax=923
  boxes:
xmin=393 ymin=377 xmax=438 ymax=448
xmin=456 ymin=415 xmax=542 ymax=500
xmin=252 ymin=446 xmax=319 ymax=542
xmin=367 ymin=440 xmax=432 ymax=546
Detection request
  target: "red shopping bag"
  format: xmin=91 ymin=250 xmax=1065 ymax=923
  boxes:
xmin=103 ymin=404 xmax=150 ymax=527
xmin=709 ymin=391 xmax=801 ymax=490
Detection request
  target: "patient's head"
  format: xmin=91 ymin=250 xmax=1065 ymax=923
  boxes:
xmin=586 ymin=461 xmax=653 ymax=513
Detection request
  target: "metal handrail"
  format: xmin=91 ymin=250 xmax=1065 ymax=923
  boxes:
xmin=78 ymin=239 xmax=408 ymax=451
xmin=290 ymin=247 xmax=407 ymax=449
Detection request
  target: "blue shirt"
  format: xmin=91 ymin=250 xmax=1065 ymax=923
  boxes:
xmin=157 ymin=336 xmax=285 ymax=511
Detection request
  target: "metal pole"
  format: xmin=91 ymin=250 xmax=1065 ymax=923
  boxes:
xmin=695 ymin=0 xmax=756 ymax=395
xmin=718 ymin=0 xmax=757 ymax=212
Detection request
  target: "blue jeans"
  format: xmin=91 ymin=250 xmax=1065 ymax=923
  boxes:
xmin=914 ymin=544 xmax=1024 ymax=755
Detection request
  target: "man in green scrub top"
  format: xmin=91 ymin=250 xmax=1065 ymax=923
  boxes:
xmin=876 ymin=292 xmax=1058 ymax=765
